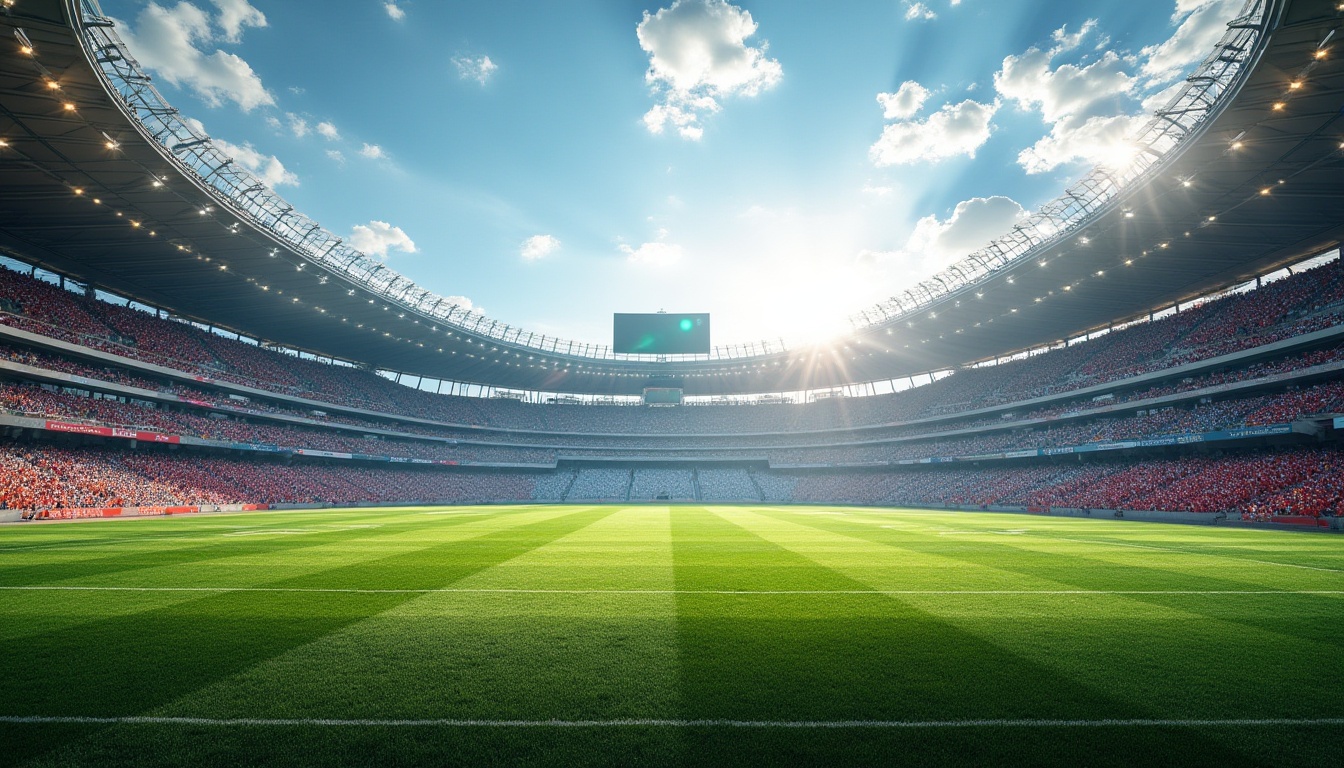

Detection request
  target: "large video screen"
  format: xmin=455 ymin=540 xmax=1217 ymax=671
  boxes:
xmin=613 ymin=313 xmax=710 ymax=355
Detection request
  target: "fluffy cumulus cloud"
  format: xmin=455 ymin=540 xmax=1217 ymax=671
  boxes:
xmin=1141 ymin=0 xmax=1242 ymax=83
xmin=349 ymin=221 xmax=417 ymax=259
xmin=212 ymin=137 xmax=299 ymax=188
xmin=211 ymin=0 xmax=265 ymax=43
xmin=182 ymin=116 xmax=297 ymax=188
xmin=993 ymin=20 xmax=1145 ymax=173
xmin=904 ymin=2 xmax=936 ymax=21
xmin=637 ymin=0 xmax=781 ymax=140
xmin=325 ymin=149 xmax=345 ymax=164
xmin=876 ymin=80 xmax=931 ymax=120
xmin=1017 ymin=113 xmax=1148 ymax=175
xmin=866 ymin=196 xmax=1028 ymax=280
xmin=383 ymin=2 xmax=405 ymax=21
xmin=112 ymin=1 xmax=273 ymax=112
xmin=452 ymin=54 xmax=498 ymax=85
xmin=316 ymin=121 xmax=340 ymax=140
xmin=285 ymin=113 xmax=309 ymax=138
xmin=620 ymin=241 xmax=683 ymax=267
xmin=359 ymin=143 xmax=386 ymax=159
xmin=869 ymin=98 xmax=997 ymax=166
xmin=520 ymin=234 xmax=561 ymax=261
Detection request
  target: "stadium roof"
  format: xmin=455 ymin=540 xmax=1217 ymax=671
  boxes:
xmin=0 ymin=0 xmax=1342 ymax=396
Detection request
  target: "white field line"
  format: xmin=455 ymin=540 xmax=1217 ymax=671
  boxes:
xmin=1 ymin=586 xmax=1341 ymax=596
xmin=1 ymin=715 xmax=1342 ymax=729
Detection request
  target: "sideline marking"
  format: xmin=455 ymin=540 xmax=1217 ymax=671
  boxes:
xmin=1 ymin=715 xmax=1342 ymax=729
xmin=1 ymin=586 xmax=1340 ymax=596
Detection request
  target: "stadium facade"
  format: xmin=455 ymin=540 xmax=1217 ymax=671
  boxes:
xmin=0 ymin=0 xmax=1342 ymax=526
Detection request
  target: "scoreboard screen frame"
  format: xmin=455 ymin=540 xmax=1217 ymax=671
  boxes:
xmin=612 ymin=313 xmax=710 ymax=355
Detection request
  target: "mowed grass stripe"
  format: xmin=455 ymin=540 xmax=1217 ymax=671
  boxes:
xmin=0 ymin=507 xmax=574 ymax=644
xmin=0 ymin=506 xmax=616 ymax=765
xmin=5 ymin=585 xmax=1342 ymax=594
xmin=669 ymin=507 xmax=1266 ymax=764
xmin=764 ymin=506 xmax=1344 ymax=652
xmin=670 ymin=508 xmax=1134 ymax=721
xmin=5 ymin=714 xmax=1344 ymax=728
xmin=148 ymin=506 xmax=682 ymax=724
xmin=0 ymin=508 xmax=474 ymax=587
xmin=3 ymin=504 xmax=1341 ymax=767
xmin=739 ymin=506 xmax=1344 ymax=721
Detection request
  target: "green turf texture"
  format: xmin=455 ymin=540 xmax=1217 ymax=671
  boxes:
xmin=0 ymin=504 xmax=1341 ymax=767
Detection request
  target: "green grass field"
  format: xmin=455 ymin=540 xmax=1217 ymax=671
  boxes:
xmin=1 ymin=504 xmax=1341 ymax=766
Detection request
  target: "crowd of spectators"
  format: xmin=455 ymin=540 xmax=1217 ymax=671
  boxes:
xmin=778 ymin=447 xmax=1342 ymax=517
xmin=3 ymin=259 xmax=1343 ymax=441
xmin=2 ymin=440 xmax=1338 ymax=517
xmin=0 ymin=445 xmax=535 ymax=510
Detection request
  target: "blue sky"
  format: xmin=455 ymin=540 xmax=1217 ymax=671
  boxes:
xmin=97 ymin=0 xmax=1243 ymax=348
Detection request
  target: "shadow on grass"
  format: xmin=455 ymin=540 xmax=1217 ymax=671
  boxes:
xmin=0 ymin=506 xmax=614 ymax=765
xmin=669 ymin=508 xmax=1263 ymax=765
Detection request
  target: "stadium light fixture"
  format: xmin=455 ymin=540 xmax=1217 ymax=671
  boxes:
xmin=14 ymin=28 xmax=33 ymax=54
xmin=1260 ymin=187 xmax=1271 ymax=195
xmin=1272 ymin=102 xmax=1285 ymax=111
xmin=0 ymin=139 xmax=7 ymax=147
xmin=1289 ymin=81 xmax=1302 ymax=90
xmin=1125 ymin=259 xmax=1134 ymax=266
xmin=62 ymin=102 xmax=75 ymax=111
xmin=44 ymin=79 xmax=59 ymax=90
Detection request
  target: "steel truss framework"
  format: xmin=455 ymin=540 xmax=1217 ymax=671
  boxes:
xmin=73 ymin=0 xmax=1267 ymax=363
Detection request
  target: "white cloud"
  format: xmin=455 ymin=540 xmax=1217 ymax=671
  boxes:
xmin=875 ymin=196 xmax=1028 ymax=280
xmin=861 ymin=183 xmax=893 ymax=197
xmin=994 ymin=47 xmax=1134 ymax=125
xmin=316 ymin=121 xmax=340 ymax=140
xmin=869 ymin=98 xmax=998 ymax=166
xmin=286 ymin=113 xmax=309 ymax=138
xmin=620 ymin=241 xmax=684 ymax=267
xmin=1050 ymin=18 xmax=1098 ymax=52
xmin=637 ymin=0 xmax=781 ymax=140
xmin=521 ymin=234 xmax=561 ymax=261
xmin=443 ymin=295 xmax=478 ymax=313
xmin=112 ymin=1 xmax=273 ymax=112
xmin=211 ymin=136 xmax=298 ymax=188
xmin=349 ymin=221 xmax=417 ymax=259
xmin=993 ymin=20 xmax=1149 ymax=174
xmin=210 ymin=0 xmax=265 ymax=43
xmin=383 ymin=2 xmax=405 ymax=21
xmin=904 ymin=2 xmax=936 ymax=21
xmin=264 ymin=114 xmax=281 ymax=129
xmin=876 ymin=80 xmax=931 ymax=120
xmin=452 ymin=54 xmax=498 ymax=86
xmin=1141 ymin=0 xmax=1241 ymax=83
xmin=325 ymin=149 xmax=345 ymax=164
xmin=1017 ymin=113 xmax=1147 ymax=174
xmin=359 ymin=143 xmax=386 ymax=159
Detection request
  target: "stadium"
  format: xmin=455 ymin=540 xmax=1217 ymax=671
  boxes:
xmin=0 ymin=0 xmax=1342 ymax=764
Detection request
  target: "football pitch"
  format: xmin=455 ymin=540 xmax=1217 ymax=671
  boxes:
xmin=1 ymin=504 xmax=1341 ymax=766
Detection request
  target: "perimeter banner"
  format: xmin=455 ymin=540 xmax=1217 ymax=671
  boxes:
xmin=44 ymin=420 xmax=180 ymax=444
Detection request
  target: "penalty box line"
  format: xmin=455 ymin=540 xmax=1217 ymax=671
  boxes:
xmin=1 ymin=586 xmax=1342 ymax=596
xmin=2 ymin=715 xmax=1344 ymax=729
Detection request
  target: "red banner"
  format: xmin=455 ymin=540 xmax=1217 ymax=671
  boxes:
xmin=44 ymin=421 xmax=180 ymax=444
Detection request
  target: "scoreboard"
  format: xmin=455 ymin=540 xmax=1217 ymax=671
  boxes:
xmin=613 ymin=313 xmax=710 ymax=355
